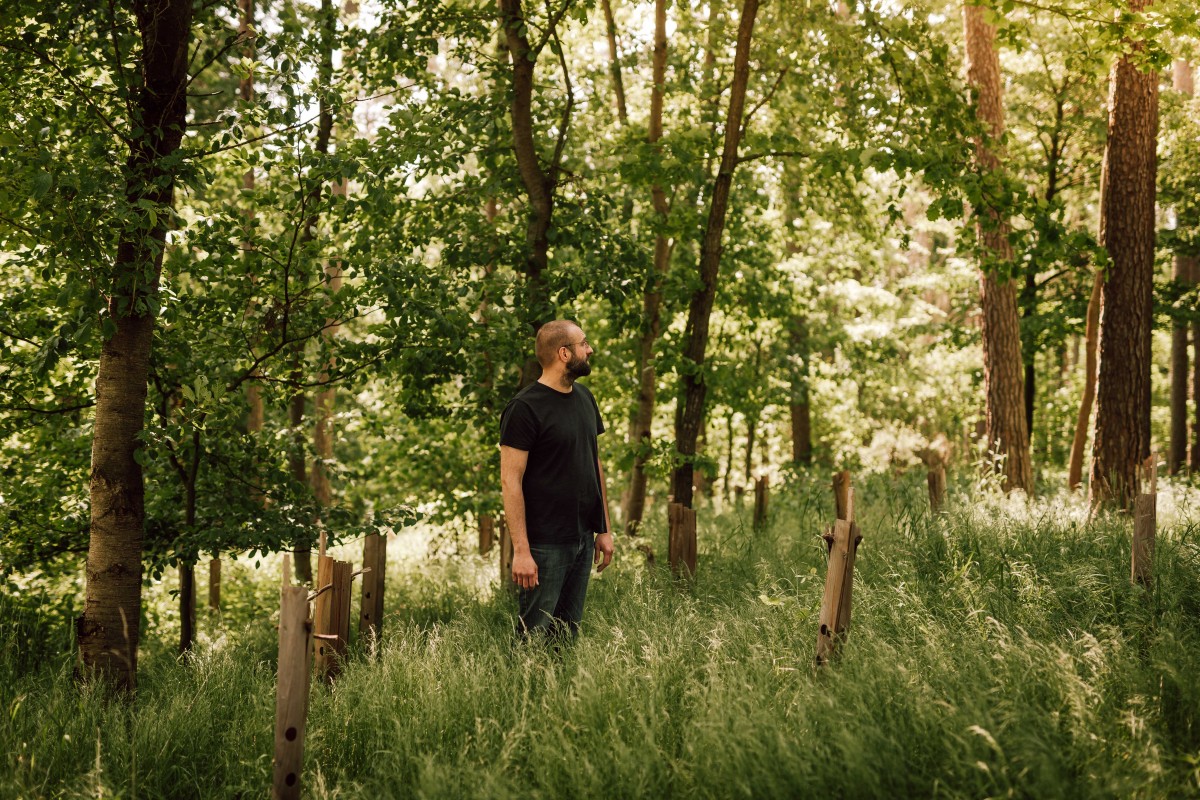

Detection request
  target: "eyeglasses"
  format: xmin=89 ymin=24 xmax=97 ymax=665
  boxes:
xmin=561 ymin=338 xmax=589 ymax=350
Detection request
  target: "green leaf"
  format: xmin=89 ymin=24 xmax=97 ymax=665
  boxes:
xmin=30 ymin=172 xmax=52 ymax=200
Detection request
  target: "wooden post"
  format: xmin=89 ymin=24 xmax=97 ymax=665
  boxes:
xmin=499 ymin=516 xmax=514 ymax=591
xmin=1132 ymin=454 xmax=1157 ymax=586
xmin=359 ymin=533 xmax=386 ymax=640
xmin=208 ymin=557 xmax=221 ymax=611
xmin=753 ymin=476 xmax=769 ymax=531
xmin=817 ymin=471 xmax=863 ymax=664
xmin=313 ymin=554 xmax=352 ymax=682
xmin=273 ymin=556 xmax=312 ymax=800
xmin=479 ymin=513 xmax=495 ymax=556
xmin=919 ymin=435 xmax=951 ymax=514
xmin=668 ymin=502 xmax=697 ymax=577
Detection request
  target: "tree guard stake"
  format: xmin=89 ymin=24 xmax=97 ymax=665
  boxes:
xmin=817 ymin=471 xmax=862 ymax=665
xmin=273 ymin=554 xmax=312 ymax=800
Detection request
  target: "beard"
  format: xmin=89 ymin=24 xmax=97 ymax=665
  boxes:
xmin=565 ymin=352 xmax=592 ymax=380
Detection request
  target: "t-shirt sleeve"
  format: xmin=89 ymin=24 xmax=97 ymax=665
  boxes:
xmin=500 ymin=399 xmax=538 ymax=451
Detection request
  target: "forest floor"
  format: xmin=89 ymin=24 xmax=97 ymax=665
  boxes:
xmin=3 ymin=473 xmax=1200 ymax=799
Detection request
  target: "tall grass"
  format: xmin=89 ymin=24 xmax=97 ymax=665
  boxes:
xmin=3 ymin=474 xmax=1199 ymax=798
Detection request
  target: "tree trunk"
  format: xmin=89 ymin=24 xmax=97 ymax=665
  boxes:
xmin=789 ymin=315 xmax=813 ymax=465
xmin=1068 ymin=271 xmax=1103 ymax=490
xmin=670 ymin=0 xmax=759 ymax=508
xmin=499 ymin=0 xmax=560 ymax=385
xmin=1090 ymin=0 xmax=1158 ymax=510
xmin=1169 ymin=61 xmax=1194 ymax=475
xmin=600 ymin=0 xmax=628 ymax=125
xmin=962 ymin=5 xmax=1032 ymax=494
xmin=78 ymin=0 xmax=192 ymax=693
xmin=622 ymin=0 xmax=671 ymax=535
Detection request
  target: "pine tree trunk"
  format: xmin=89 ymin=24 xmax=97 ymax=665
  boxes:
xmin=622 ymin=0 xmax=670 ymax=535
xmin=671 ymin=0 xmax=759 ymax=508
xmin=962 ymin=5 xmax=1032 ymax=494
xmin=78 ymin=0 xmax=192 ymax=693
xmin=1169 ymin=61 xmax=1193 ymax=475
xmin=1090 ymin=0 xmax=1158 ymax=509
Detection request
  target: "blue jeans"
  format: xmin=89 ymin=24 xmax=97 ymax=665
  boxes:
xmin=517 ymin=536 xmax=594 ymax=641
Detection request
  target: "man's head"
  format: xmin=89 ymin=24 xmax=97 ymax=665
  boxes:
xmin=535 ymin=320 xmax=594 ymax=382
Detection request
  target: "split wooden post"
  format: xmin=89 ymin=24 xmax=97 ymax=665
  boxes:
xmin=313 ymin=554 xmax=352 ymax=682
xmin=359 ymin=532 xmax=386 ymax=640
xmin=499 ymin=516 xmax=514 ymax=591
xmin=273 ymin=555 xmax=312 ymax=800
xmin=753 ymin=476 xmax=769 ymax=531
xmin=1132 ymin=454 xmax=1157 ymax=587
xmin=817 ymin=471 xmax=863 ymax=665
xmin=668 ymin=502 xmax=697 ymax=577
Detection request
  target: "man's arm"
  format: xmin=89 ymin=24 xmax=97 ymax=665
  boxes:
xmin=594 ymin=457 xmax=614 ymax=573
xmin=500 ymin=445 xmax=538 ymax=589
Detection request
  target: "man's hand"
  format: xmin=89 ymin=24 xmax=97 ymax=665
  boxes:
xmin=594 ymin=533 xmax=614 ymax=573
xmin=512 ymin=550 xmax=538 ymax=590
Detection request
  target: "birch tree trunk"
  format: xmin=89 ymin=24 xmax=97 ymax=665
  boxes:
xmin=1090 ymin=0 xmax=1158 ymax=509
xmin=962 ymin=5 xmax=1032 ymax=494
xmin=79 ymin=0 xmax=192 ymax=692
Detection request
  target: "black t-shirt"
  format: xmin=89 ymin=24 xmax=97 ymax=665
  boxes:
xmin=499 ymin=381 xmax=607 ymax=544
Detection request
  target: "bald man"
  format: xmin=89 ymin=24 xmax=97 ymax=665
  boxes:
xmin=499 ymin=320 xmax=615 ymax=640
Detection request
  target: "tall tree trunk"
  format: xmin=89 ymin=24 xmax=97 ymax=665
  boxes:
xmin=78 ymin=0 xmax=192 ymax=693
xmin=962 ymin=5 xmax=1032 ymax=494
xmin=1090 ymin=0 xmax=1158 ymax=509
xmin=670 ymin=0 xmax=759 ymax=508
xmin=789 ymin=314 xmax=813 ymax=465
xmin=500 ymin=0 xmax=563 ymax=385
xmin=1193 ymin=255 xmax=1200 ymax=471
xmin=1068 ymin=271 xmax=1103 ymax=490
xmin=1169 ymin=60 xmax=1194 ymax=475
xmin=177 ymin=428 xmax=201 ymax=653
xmin=600 ymin=0 xmax=628 ymax=125
xmin=621 ymin=0 xmax=671 ymax=536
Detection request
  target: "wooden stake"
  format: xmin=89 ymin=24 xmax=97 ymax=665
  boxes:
xmin=499 ymin=517 xmax=514 ymax=591
xmin=313 ymin=555 xmax=352 ymax=682
xmin=1132 ymin=454 xmax=1157 ymax=586
xmin=272 ymin=584 xmax=312 ymax=800
xmin=359 ymin=533 xmax=386 ymax=640
xmin=753 ymin=476 xmax=769 ymax=531
xmin=668 ymin=502 xmax=697 ymax=577
xmin=832 ymin=470 xmax=854 ymax=523
xmin=817 ymin=519 xmax=853 ymax=665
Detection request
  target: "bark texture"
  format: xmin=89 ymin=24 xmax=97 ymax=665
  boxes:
xmin=1090 ymin=0 xmax=1158 ymax=509
xmin=1169 ymin=61 xmax=1194 ymax=475
xmin=79 ymin=0 xmax=192 ymax=692
xmin=670 ymin=0 xmax=759 ymax=508
xmin=621 ymin=0 xmax=671 ymax=535
xmin=499 ymin=0 xmax=560 ymax=385
xmin=962 ymin=5 xmax=1032 ymax=494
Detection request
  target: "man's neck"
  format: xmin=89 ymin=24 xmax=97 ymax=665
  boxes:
xmin=538 ymin=372 xmax=575 ymax=393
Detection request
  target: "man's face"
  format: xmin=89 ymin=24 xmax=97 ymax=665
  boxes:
xmin=564 ymin=330 xmax=593 ymax=379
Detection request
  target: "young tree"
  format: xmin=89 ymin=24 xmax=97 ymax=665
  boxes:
xmin=670 ymin=0 xmax=759 ymax=508
xmin=1090 ymin=0 xmax=1159 ymax=509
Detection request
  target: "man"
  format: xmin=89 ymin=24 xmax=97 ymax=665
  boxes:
xmin=499 ymin=320 xmax=615 ymax=640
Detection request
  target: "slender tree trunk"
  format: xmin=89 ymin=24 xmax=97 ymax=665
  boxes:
xmin=1169 ymin=60 xmax=1194 ymax=475
xmin=789 ymin=315 xmax=813 ymax=465
xmin=500 ymin=0 xmax=561 ymax=385
xmin=1193 ymin=256 xmax=1200 ymax=470
xmin=744 ymin=413 xmax=758 ymax=485
xmin=671 ymin=0 xmax=759 ymax=508
xmin=1090 ymin=0 xmax=1158 ymax=509
xmin=621 ymin=0 xmax=671 ymax=535
xmin=962 ymin=5 xmax=1032 ymax=494
xmin=178 ymin=429 xmax=201 ymax=653
xmin=1068 ymin=271 xmax=1103 ymax=490
xmin=600 ymin=0 xmax=628 ymax=125
xmin=78 ymin=0 xmax=192 ymax=693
